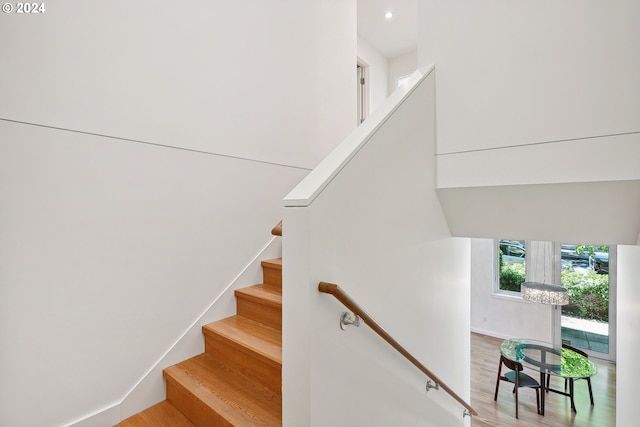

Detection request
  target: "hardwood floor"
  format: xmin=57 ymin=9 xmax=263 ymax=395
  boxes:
xmin=471 ymin=333 xmax=616 ymax=427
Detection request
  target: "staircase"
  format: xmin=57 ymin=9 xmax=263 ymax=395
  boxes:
xmin=116 ymin=257 xmax=283 ymax=427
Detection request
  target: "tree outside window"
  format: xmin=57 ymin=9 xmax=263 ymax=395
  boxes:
xmin=498 ymin=240 xmax=526 ymax=293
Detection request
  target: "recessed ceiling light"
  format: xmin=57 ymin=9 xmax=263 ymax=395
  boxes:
xmin=384 ymin=11 xmax=393 ymax=20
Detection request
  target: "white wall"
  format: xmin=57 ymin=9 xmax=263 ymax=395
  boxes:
xmin=0 ymin=0 xmax=355 ymax=170
xmin=388 ymin=50 xmax=418 ymax=94
xmin=0 ymin=1 xmax=356 ymax=426
xmin=471 ymin=239 xmax=554 ymax=341
xmin=419 ymin=0 xmax=640 ymax=245
xmin=435 ymin=135 xmax=640 ymax=245
xmin=357 ymin=36 xmax=389 ymax=116
xmin=419 ymin=0 xmax=640 ymax=154
xmin=437 ymin=135 xmax=640 ymax=189
xmin=0 ymin=122 xmax=305 ymax=427
xmin=617 ymin=244 xmax=640 ymax=426
xmin=283 ymin=70 xmax=471 ymax=427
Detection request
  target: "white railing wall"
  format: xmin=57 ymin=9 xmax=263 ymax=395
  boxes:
xmin=282 ymin=67 xmax=473 ymax=427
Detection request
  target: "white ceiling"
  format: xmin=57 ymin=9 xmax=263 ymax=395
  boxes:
xmin=357 ymin=0 xmax=417 ymax=59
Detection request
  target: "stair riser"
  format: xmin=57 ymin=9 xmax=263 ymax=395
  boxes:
xmin=236 ymin=297 xmax=281 ymax=331
xmin=165 ymin=375 xmax=233 ymax=427
xmin=204 ymin=334 xmax=281 ymax=395
xmin=261 ymin=266 xmax=281 ymax=291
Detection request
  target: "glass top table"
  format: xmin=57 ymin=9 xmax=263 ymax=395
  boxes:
xmin=500 ymin=338 xmax=597 ymax=379
xmin=500 ymin=338 xmax=597 ymax=415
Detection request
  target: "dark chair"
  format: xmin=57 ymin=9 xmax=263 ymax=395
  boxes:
xmin=546 ymin=343 xmax=594 ymax=412
xmin=494 ymin=354 xmax=541 ymax=418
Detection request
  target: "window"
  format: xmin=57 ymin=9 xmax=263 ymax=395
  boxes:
xmin=497 ymin=239 xmax=527 ymax=293
xmin=558 ymin=243 xmax=615 ymax=358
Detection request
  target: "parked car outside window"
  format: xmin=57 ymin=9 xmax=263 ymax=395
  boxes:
xmin=590 ymin=252 xmax=609 ymax=274
xmin=499 ymin=240 xmax=525 ymax=265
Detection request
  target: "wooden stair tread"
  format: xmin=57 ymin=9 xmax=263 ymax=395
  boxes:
xmin=114 ymin=400 xmax=195 ymax=427
xmin=164 ymin=353 xmax=281 ymax=427
xmin=235 ymin=284 xmax=282 ymax=304
xmin=261 ymin=258 xmax=281 ymax=270
xmin=203 ymin=316 xmax=282 ymax=365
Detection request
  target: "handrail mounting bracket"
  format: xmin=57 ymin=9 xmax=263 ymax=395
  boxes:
xmin=340 ymin=311 xmax=361 ymax=330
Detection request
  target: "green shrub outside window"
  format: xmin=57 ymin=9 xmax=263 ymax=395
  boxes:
xmin=499 ymin=262 xmax=526 ymax=292
xmin=498 ymin=240 xmax=526 ymax=293
xmin=561 ymin=270 xmax=609 ymax=322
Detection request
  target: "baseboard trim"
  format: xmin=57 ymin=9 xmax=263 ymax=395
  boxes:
xmin=470 ymin=327 xmax=512 ymax=341
xmin=66 ymin=403 xmax=120 ymax=427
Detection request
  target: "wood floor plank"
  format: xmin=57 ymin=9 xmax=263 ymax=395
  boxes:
xmin=471 ymin=332 xmax=616 ymax=427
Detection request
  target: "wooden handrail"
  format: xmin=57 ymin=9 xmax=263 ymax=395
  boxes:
xmin=318 ymin=282 xmax=478 ymax=417
xmin=271 ymin=220 xmax=282 ymax=236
